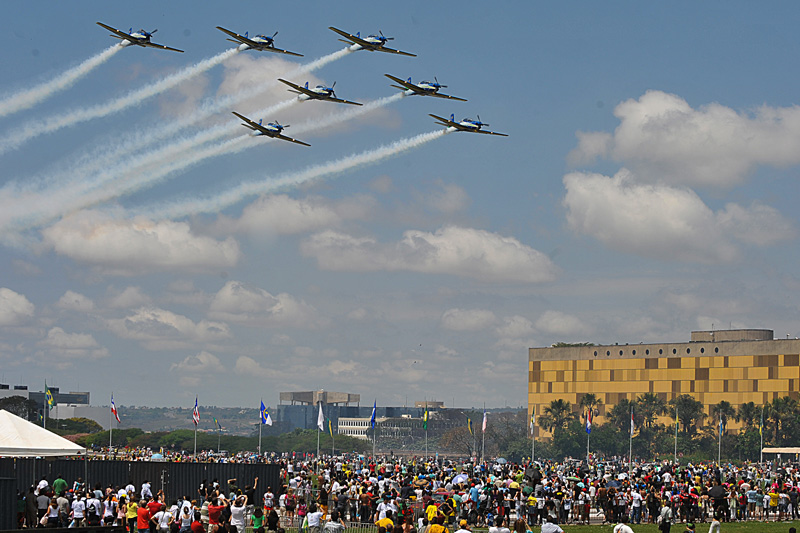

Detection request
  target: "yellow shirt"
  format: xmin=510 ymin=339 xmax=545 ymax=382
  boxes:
xmin=376 ymin=518 xmax=394 ymax=529
xmin=126 ymin=501 xmax=138 ymax=520
xmin=426 ymin=504 xmax=439 ymax=522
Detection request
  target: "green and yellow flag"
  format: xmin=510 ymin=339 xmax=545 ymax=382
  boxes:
xmin=45 ymin=384 xmax=54 ymax=410
xmin=328 ymin=418 xmax=334 ymax=437
xmin=423 ymin=408 xmax=428 ymax=430
xmin=468 ymin=418 xmax=473 ymax=435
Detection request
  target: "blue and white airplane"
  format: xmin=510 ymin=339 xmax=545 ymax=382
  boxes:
xmin=96 ymin=22 xmax=184 ymax=52
xmin=385 ymin=74 xmax=467 ymax=101
xmin=429 ymin=114 xmax=508 ymax=136
xmin=328 ymin=27 xmax=416 ymax=57
xmin=216 ymin=27 xmax=303 ymax=57
xmin=232 ymin=112 xmax=310 ymax=147
xmin=278 ymin=79 xmax=362 ymax=106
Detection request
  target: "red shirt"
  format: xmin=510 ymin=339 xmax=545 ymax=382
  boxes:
xmin=147 ymin=501 xmax=163 ymax=517
xmin=208 ymin=504 xmax=225 ymax=525
xmin=137 ymin=506 xmax=151 ymax=530
xmin=191 ymin=520 xmax=205 ymax=533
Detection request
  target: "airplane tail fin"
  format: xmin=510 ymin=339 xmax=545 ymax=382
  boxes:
xmin=128 ymin=28 xmax=132 ymax=34
xmin=258 ymin=119 xmax=262 ymax=125
xmin=407 ymin=77 xmax=412 ymax=83
xmin=245 ymin=31 xmax=248 ymax=38
xmin=304 ymin=82 xmax=309 ymax=89
xmin=356 ymin=32 xmax=360 ymax=38
xmin=450 ymin=114 xmax=455 ymax=122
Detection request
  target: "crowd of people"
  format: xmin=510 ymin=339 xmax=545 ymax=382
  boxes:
xmin=14 ymin=453 xmax=800 ymax=533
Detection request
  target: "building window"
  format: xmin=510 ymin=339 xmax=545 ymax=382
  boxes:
xmin=700 ymin=348 xmax=705 ymax=353
xmin=619 ymin=350 xmax=623 ymax=356
xmin=594 ymin=351 xmax=598 ymax=357
xmin=672 ymin=348 xmax=677 ymax=354
xmin=715 ymin=347 xmax=719 ymax=353
xmin=659 ymin=349 xmax=663 ymax=355
xmin=686 ymin=348 xmax=691 ymax=354
xmin=632 ymin=349 xmax=636 ymax=355
xmin=646 ymin=349 xmax=650 ymax=355
xmin=606 ymin=350 xmax=610 ymax=356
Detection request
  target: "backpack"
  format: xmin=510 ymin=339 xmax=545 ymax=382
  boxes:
xmin=87 ymin=501 xmax=98 ymax=517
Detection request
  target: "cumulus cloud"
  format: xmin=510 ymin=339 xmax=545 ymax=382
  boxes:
xmin=535 ymin=310 xmax=589 ymax=337
xmin=170 ymin=351 xmax=225 ymax=374
xmin=423 ymin=182 xmax=470 ymax=214
xmin=569 ymin=90 xmax=800 ymax=187
xmin=233 ymin=355 xmax=279 ymax=378
xmin=563 ymin=170 xmax=794 ymax=262
xmin=301 ymin=226 xmax=559 ymax=283
xmin=107 ymin=286 xmax=152 ymax=309
xmin=37 ymin=327 xmax=109 ymax=361
xmin=0 ymin=288 xmax=34 ymax=326
xmin=56 ymin=290 xmax=94 ymax=313
xmin=440 ymin=308 xmax=497 ymax=331
xmin=42 ymin=211 xmax=240 ymax=274
xmin=495 ymin=315 xmax=535 ymax=338
xmin=215 ymin=194 xmax=374 ymax=235
xmin=208 ymin=281 xmax=322 ymax=328
xmin=106 ymin=307 xmax=230 ymax=350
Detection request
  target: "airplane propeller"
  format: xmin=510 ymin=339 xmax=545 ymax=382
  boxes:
xmin=434 ymin=76 xmax=447 ymax=88
xmin=271 ymin=31 xmax=279 ymax=40
xmin=477 ymin=114 xmax=489 ymax=126
xmin=379 ymin=31 xmax=394 ymax=41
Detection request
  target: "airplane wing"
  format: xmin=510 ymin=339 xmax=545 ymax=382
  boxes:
xmin=374 ymin=46 xmax=416 ymax=57
xmin=325 ymin=96 xmax=362 ymax=106
xmin=427 ymin=92 xmax=467 ymax=102
xmin=384 ymin=74 xmax=418 ymax=92
xmin=471 ymin=129 xmax=508 ymax=137
xmin=141 ymin=41 xmax=185 ymax=53
xmin=216 ymin=26 xmax=256 ymax=46
xmin=276 ymin=134 xmax=311 ymax=147
xmin=232 ymin=111 xmax=264 ymax=132
xmin=268 ymin=47 xmax=303 ymax=57
xmin=429 ymin=113 xmax=460 ymax=128
xmin=278 ymin=79 xmax=318 ymax=98
xmin=96 ymin=22 xmax=138 ymax=43
xmin=328 ymin=26 xmax=364 ymax=46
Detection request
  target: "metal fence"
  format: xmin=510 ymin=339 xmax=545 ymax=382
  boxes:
xmin=0 ymin=458 xmax=280 ymax=504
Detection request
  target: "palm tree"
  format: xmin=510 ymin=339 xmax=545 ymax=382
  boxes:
xmin=669 ymin=394 xmax=705 ymax=434
xmin=539 ymin=399 xmax=575 ymax=434
xmin=607 ymin=398 xmax=635 ymax=433
xmin=636 ymin=392 xmax=667 ymax=429
xmin=710 ymin=400 xmax=738 ymax=433
xmin=737 ymin=401 xmax=760 ymax=430
xmin=767 ymin=396 xmax=799 ymax=444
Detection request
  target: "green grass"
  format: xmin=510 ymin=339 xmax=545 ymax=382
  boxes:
xmin=523 ymin=521 xmax=800 ymax=532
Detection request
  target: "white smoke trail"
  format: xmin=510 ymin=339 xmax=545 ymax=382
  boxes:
xmin=0 ymin=90 xmax=404 ymax=231
xmin=60 ymin=48 xmax=353 ymax=170
xmin=0 ymin=48 xmax=238 ymax=155
xmin=0 ymin=44 xmax=121 ymax=118
xmin=143 ymin=129 xmax=448 ymax=219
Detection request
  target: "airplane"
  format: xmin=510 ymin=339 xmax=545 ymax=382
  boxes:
xmin=232 ymin=112 xmax=310 ymax=146
xmin=278 ymin=79 xmax=362 ymax=106
xmin=429 ymin=113 xmax=508 ymax=136
xmin=328 ymin=27 xmax=416 ymax=57
xmin=216 ymin=26 xmax=303 ymax=56
xmin=96 ymin=22 xmax=184 ymax=52
xmin=384 ymin=74 xmax=467 ymax=101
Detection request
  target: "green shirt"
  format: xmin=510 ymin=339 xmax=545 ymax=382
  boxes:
xmin=53 ymin=478 xmax=68 ymax=496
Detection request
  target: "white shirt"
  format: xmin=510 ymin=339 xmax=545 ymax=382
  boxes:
xmin=307 ymin=511 xmax=323 ymax=527
xmin=71 ymin=500 xmax=86 ymax=519
xmin=264 ymin=492 xmax=274 ymax=507
xmin=142 ymin=483 xmax=152 ymax=499
xmin=154 ymin=511 xmax=171 ymax=529
xmin=613 ymin=524 xmax=634 ymax=533
xmin=230 ymin=504 xmax=246 ymax=528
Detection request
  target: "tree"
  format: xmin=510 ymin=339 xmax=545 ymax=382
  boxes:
xmin=710 ymin=400 xmax=737 ymax=432
xmin=538 ymin=400 xmax=575 ymax=435
xmin=606 ymin=398 xmax=636 ymax=433
xmin=439 ymin=427 xmax=475 ymax=456
xmin=579 ymin=393 xmax=603 ymax=413
xmin=765 ymin=396 xmax=799 ymax=445
xmin=0 ymin=395 xmax=40 ymax=421
xmin=636 ymin=393 xmax=667 ymax=429
xmin=669 ymin=395 xmax=705 ymax=434
xmin=737 ymin=401 xmax=760 ymax=430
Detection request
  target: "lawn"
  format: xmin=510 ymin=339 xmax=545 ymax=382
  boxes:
xmin=532 ymin=521 xmax=800 ymax=532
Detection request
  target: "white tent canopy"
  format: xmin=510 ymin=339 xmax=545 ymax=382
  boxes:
xmin=0 ymin=409 xmax=85 ymax=457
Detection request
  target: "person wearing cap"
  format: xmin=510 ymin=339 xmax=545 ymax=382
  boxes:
xmin=454 ymin=519 xmax=471 ymax=533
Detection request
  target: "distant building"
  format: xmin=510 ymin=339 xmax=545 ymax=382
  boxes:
xmin=0 ymin=385 xmax=108 ymax=429
xmin=415 ymin=401 xmax=445 ymax=409
xmin=529 ymin=328 xmax=800 ymax=435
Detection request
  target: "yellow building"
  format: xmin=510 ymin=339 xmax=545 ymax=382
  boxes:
xmin=528 ymin=329 xmax=800 ymax=436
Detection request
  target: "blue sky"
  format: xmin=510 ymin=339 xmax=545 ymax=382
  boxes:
xmin=1 ymin=2 xmax=799 ymax=412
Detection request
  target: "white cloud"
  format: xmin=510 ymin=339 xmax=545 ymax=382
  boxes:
xmin=208 ymin=281 xmax=322 ymax=328
xmin=106 ymin=307 xmax=230 ymax=350
xmin=0 ymin=288 xmax=34 ymax=326
xmin=107 ymin=286 xmax=152 ymax=309
xmin=570 ymin=90 xmax=800 ymax=187
xmin=42 ymin=211 xmax=240 ymax=274
xmin=301 ymin=226 xmax=559 ymax=283
xmin=37 ymin=327 xmax=109 ymax=360
xmin=495 ymin=315 xmax=535 ymax=338
xmin=535 ymin=310 xmax=589 ymax=337
xmin=440 ymin=308 xmax=497 ymax=331
xmin=216 ymin=194 xmax=374 ymax=235
xmin=233 ymin=356 xmax=279 ymax=379
xmin=170 ymin=351 xmax=225 ymax=374
xmin=563 ymin=170 xmax=794 ymax=262
xmin=56 ymin=290 xmax=94 ymax=313
xmin=423 ymin=182 xmax=470 ymax=214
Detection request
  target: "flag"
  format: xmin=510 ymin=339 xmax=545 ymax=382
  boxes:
xmin=192 ymin=397 xmax=199 ymax=426
xmin=370 ymin=400 xmax=376 ymax=429
xmin=260 ymin=401 xmax=272 ymax=425
xmin=586 ymin=409 xmax=593 ymax=434
xmin=468 ymin=418 xmax=473 ymax=435
xmin=530 ymin=407 xmax=536 ymax=435
xmin=317 ymin=402 xmax=324 ymax=431
xmin=423 ymin=408 xmax=428 ymax=430
xmin=328 ymin=418 xmax=334 ymax=437
xmin=214 ymin=417 xmax=220 ymax=429
xmin=482 ymin=410 xmax=487 ymax=432
xmin=759 ymin=408 xmax=763 ymax=436
xmin=630 ymin=407 xmax=635 ymax=436
xmin=719 ymin=417 xmax=726 ymax=436
xmin=45 ymin=384 xmax=55 ymax=410
xmin=110 ymin=394 xmax=120 ymax=423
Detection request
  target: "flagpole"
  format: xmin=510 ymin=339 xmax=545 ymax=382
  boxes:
xmin=43 ymin=382 xmax=47 ymax=429
xmin=425 ymin=400 xmax=428 ymax=460
xmin=481 ymin=402 xmax=485 ymax=464
xmin=531 ymin=407 xmax=535 ymax=464
xmin=718 ymin=419 xmax=722 ymax=465
xmin=259 ymin=398 xmax=263 ymax=456
xmin=674 ymin=406 xmax=678 ymax=465
xmin=109 ymin=394 xmax=113 ymax=450
xmin=760 ymin=406 xmax=764 ymax=464
xmin=628 ymin=406 xmax=633 ymax=474
xmin=218 ymin=422 xmax=221 ymax=453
